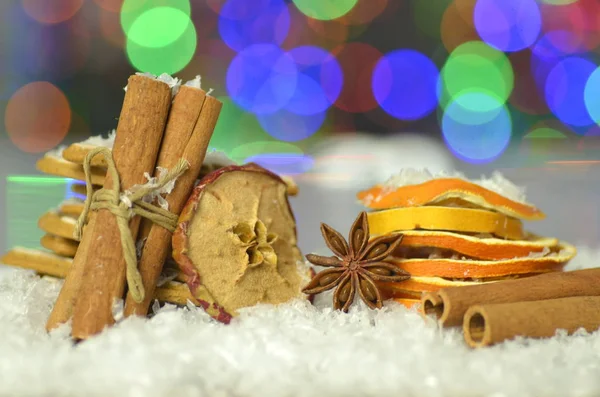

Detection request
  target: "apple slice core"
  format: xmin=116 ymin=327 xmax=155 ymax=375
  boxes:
xmin=172 ymin=164 xmax=309 ymax=322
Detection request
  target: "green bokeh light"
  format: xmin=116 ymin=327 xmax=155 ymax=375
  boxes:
xmin=230 ymin=141 xmax=304 ymax=164
xmin=121 ymin=0 xmax=191 ymax=41
xmin=209 ymin=97 xmax=274 ymax=156
xmin=292 ymin=0 xmax=358 ymax=21
xmin=524 ymin=128 xmax=568 ymax=139
xmin=441 ymin=41 xmax=514 ymax=112
xmin=126 ymin=18 xmax=197 ymax=75
xmin=6 ymin=176 xmax=72 ymax=250
xmin=127 ymin=7 xmax=190 ymax=48
xmin=539 ymin=0 xmax=578 ymax=4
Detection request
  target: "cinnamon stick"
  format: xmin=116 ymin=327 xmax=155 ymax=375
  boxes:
xmin=69 ymin=75 xmax=172 ymax=339
xmin=422 ymin=268 xmax=600 ymax=327
xmin=46 ymin=213 xmax=96 ymax=330
xmin=463 ymin=296 xmax=600 ymax=348
xmin=123 ymin=89 xmax=223 ymax=316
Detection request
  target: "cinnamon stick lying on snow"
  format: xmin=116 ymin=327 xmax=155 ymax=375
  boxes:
xmin=124 ymin=87 xmax=222 ymax=316
xmin=69 ymin=75 xmax=172 ymax=339
xmin=422 ymin=268 xmax=600 ymax=327
xmin=464 ymin=296 xmax=600 ymax=348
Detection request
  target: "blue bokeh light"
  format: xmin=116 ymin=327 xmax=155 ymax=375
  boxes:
xmin=442 ymin=92 xmax=512 ymax=164
xmin=244 ymin=153 xmax=315 ymax=175
xmin=226 ymin=44 xmax=298 ymax=114
xmin=257 ymin=108 xmax=326 ymax=141
xmin=545 ymin=57 xmax=595 ymax=128
xmin=584 ymin=67 xmax=600 ymax=125
xmin=474 ymin=0 xmax=541 ymax=52
xmin=372 ymin=49 xmax=439 ymax=120
xmin=218 ymin=0 xmax=290 ymax=52
xmin=531 ymin=31 xmax=584 ymax=91
xmin=285 ymin=46 xmax=343 ymax=115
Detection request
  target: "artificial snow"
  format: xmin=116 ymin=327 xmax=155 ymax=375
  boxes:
xmin=0 ymin=249 xmax=599 ymax=396
xmin=77 ymin=129 xmax=116 ymax=148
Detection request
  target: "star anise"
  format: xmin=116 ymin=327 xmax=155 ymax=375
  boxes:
xmin=303 ymin=211 xmax=410 ymax=312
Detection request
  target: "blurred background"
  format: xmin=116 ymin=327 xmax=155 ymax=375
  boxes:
xmin=1 ymin=0 xmax=600 ymax=262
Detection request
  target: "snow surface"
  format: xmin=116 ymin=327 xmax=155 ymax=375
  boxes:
xmin=0 ymin=249 xmax=599 ymax=397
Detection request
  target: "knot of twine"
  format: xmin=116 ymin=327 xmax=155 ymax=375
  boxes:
xmin=75 ymin=147 xmax=189 ymax=303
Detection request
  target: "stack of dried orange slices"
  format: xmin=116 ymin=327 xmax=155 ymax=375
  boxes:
xmin=356 ymin=169 xmax=577 ymax=309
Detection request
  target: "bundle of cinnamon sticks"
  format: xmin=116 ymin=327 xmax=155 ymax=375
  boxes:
xmin=422 ymin=268 xmax=600 ymax=347
xmin=46 ymin=74 xmax=222 ymax=339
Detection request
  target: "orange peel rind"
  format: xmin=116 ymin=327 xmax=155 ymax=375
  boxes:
xmin=381 ymin=275 xmax=499 ymax=294
xmin=357 ymin=177 xmax=545 ymax=221
xmin=385 ymin=241 xmax=576 ymax=279
xmin=367 ymin=206 xmax=525 ymax=240
xmin=381 ymin=230 xmax=559 ymax=261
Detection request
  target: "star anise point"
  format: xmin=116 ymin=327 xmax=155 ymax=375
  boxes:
xmin=304 ymin=212 xmax=411 ymax=311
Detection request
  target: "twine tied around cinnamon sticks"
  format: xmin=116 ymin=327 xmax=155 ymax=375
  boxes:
xmin=75 ymin=147 xmax=189 ymax=303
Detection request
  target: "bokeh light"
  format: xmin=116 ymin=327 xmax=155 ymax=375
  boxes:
xmin=21 ymin=0 xmax=84 ymax=24
xmin=338 ymin=0 xmax=388 ymax=26
xmin=306 ymin=17 xmax=349 ymax=44
xmin=93 ymin=0 xmax=123 ymax=13
xmin=99 ymin=7 xmax=125 ymax=48
xmin=230 ymin=141 xmax=304 ymax=163
xmin=372 ymin=49 xmax=439 ymax=120
xmin=127 ymin=7 xmax=190 ymax=48
xmin=258 ymin=109 xmax=326 ymax=142
xmin=284 ymin=5 xmax=348 ymax=50
xmin=508 ymin=50 xmax=549 ymax=115
xmin=442 ymin=41 xmax=514 ymax=111
xmin=332 ymin=42 xmax=382 ymax=113
xmin=189 ymin=38 xmax=235 ymax=93
xmin=545 ymin=56 xmax=595 ymax=128
xmin=226 ymin=44 xmax=298 ymax=114
xmin=584 ymin=66 xmax=600 ymax=125
xmin=244 ymin=153 xmax=315 ymax=175
xmin=5 ymin=82 xmax=71 ymax=153
xmin=18 ymin=18 xmax=91 ymax=80
xmin=474 ymin=0 xmax=541 ymax=52
xmin=218 ymin=0 xmax=290 ymax=52
xmin=126 ymin=18 xmax=197 ymax=75
xmin=524 ymin=119 xmax=569 ymax=139
xmin=440 ymin=0 xmax=479 ymax=53
xmin=209 ymin=97 xmax=267 ymax=155
xmin=285 ymin=46 xmax=343 ymax=115
xmin=541 ymin=0 xmax=600 ymax=52
xmin=121 ymin=0 xmax=191 ymax=36
xmin=442 ymin=91 xmax=512 ymax=163
xmin=292 ymin=0 xmax=358 ymax=21
xmin=540 ymin=0 xmax=578 ymax=4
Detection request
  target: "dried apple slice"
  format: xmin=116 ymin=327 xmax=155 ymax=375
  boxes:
xmin=172 ymin=163 xmax=309 ymax=323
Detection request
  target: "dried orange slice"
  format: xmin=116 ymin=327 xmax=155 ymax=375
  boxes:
xmin=392 ymin=297 xmax=421 ymax=309
xmin=385 ymin=241 xmax=576 ymax=279
xmin=386 ymin=230 xmax=558 ymax=260
xmin=358 ymin=177 xmax=545 ymax=220
xmin=367 ymin=206 xmax=525 ymax=240
xmin=379 ymin=275 xmax=497 ymax=295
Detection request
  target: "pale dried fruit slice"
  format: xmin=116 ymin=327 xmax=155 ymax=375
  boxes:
xmin=172 ymin=163 xmax=309 ymax=323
